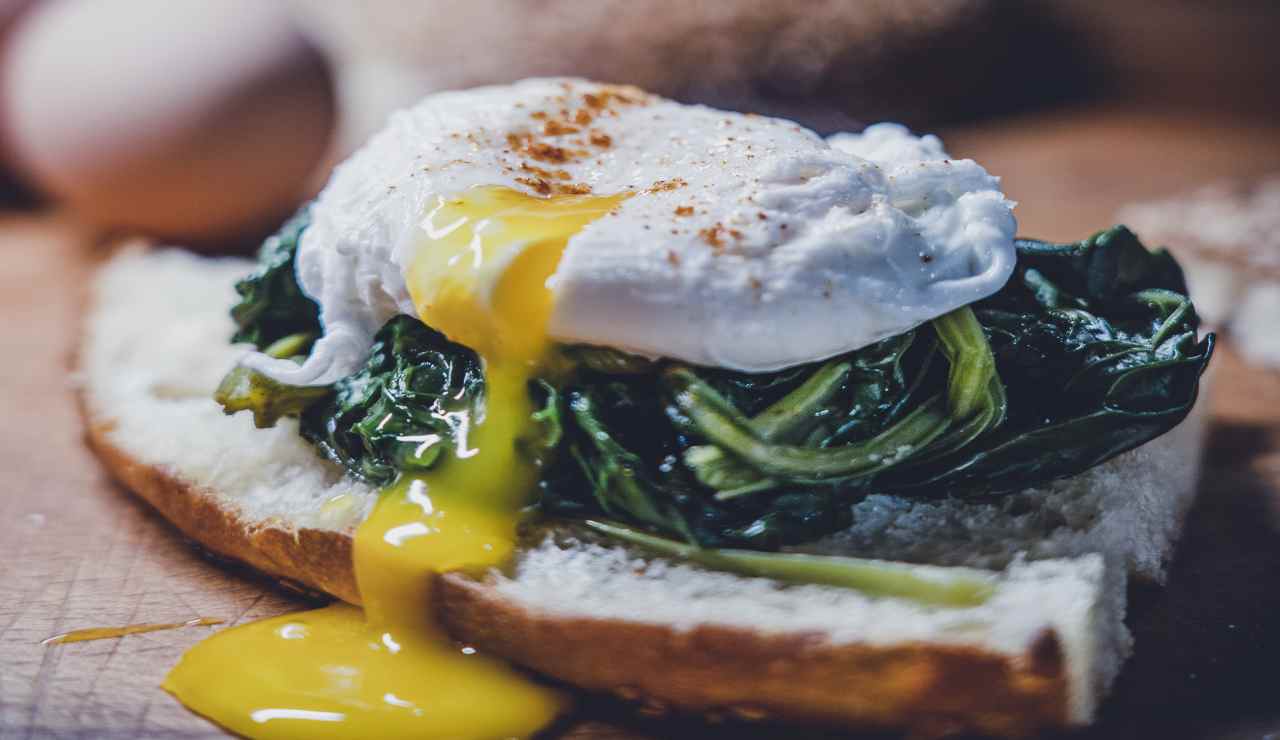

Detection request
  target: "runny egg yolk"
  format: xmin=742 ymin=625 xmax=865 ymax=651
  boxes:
xmin=162 ymin=186 xmax=628 ymax=739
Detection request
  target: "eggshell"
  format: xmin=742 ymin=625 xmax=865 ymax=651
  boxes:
xmin=1 ymin=0 xmax=335 ymax=245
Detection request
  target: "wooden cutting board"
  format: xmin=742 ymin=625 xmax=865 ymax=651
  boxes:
xmin=3 ymin=107 xmax=1280 ymax=740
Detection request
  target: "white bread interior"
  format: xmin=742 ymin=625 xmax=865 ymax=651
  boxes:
xmin=79 ymin=247 xmax=1209 ymax=734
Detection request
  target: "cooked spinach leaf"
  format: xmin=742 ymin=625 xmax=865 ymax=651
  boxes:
xmin=297 ymin=315 xmax=485 ymax=485
xmin=229 ymin=205 xmax=321 ymax=349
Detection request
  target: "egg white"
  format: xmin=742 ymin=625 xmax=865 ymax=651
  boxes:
xmin=245 ymin=78 xmax=1016 ymax=384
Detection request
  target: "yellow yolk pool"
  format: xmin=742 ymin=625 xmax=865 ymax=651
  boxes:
xmin=163 ymin=186 xmax=627 ymax=738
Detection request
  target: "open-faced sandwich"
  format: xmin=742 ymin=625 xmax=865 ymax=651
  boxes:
xmin=81 ymin=78 xmax=1214 ymax=738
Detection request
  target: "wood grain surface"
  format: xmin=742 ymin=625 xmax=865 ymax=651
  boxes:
xmin=3 ymin=108 xmax=1280 ymax=739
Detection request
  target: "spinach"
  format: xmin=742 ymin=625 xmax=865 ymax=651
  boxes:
xmin=668 ymin=308 xmax=1005 ymax=486
xmin=297 ymin=316 xmax=485 ymax=485
xmin=229 ymin=205 xmax=321 ymax=349
xmin=582 ymin=520 xmax=997 ymax=607
xmin=217 ymin=225 xmax=1213 ymax=551
xmin=880 ymin=227 xmax=1213 ymax=496
xmin=214 ymin=332 xmax=328 ymax=428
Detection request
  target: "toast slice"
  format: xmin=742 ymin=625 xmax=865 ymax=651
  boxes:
xmin=78 ymin=247 xmax=1207 ymax=737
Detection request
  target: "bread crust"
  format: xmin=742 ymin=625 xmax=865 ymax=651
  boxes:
xmin=85 ymin=415 xmax=361 ymax=605
xmin=82 ymin=402 xmax=1070 ymax=738
xmin=443 ymin=577 xmax=1068 ymax=737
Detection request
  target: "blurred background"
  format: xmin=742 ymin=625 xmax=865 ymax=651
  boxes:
xmin=0 ymin=0 xmax=1276 ymax=242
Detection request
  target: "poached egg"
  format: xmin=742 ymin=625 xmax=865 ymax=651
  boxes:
xmin=245 ymin=77 xmax=1016 ymax=385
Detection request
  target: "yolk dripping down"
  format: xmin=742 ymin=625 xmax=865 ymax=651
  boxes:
xmin=162 ymin=186 xmax=628 ymax=739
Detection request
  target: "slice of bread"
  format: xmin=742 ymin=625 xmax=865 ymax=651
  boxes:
xmin=78 ymin=247 xmax=1207 ymax=737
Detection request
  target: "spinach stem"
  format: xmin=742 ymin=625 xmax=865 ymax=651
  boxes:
xmin=584 ymin=520 xmax=997 ymax=607
xmin=262 ymin=331 xmax=317 ymax=360
xmin=670 ymin=369 xmax=951 ymax=481
xmin=752 ymin=360 xmax=852 ymax=441
xmin=673 ymin=306 xmax=1006 ymax=486
xmin=689 ymin=359 xmax=850 ymax=497
xmin=1133 ymin=288 xmax=1192 ymax=348
xmin=931 ymin=307 xmax=998 ymax=420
